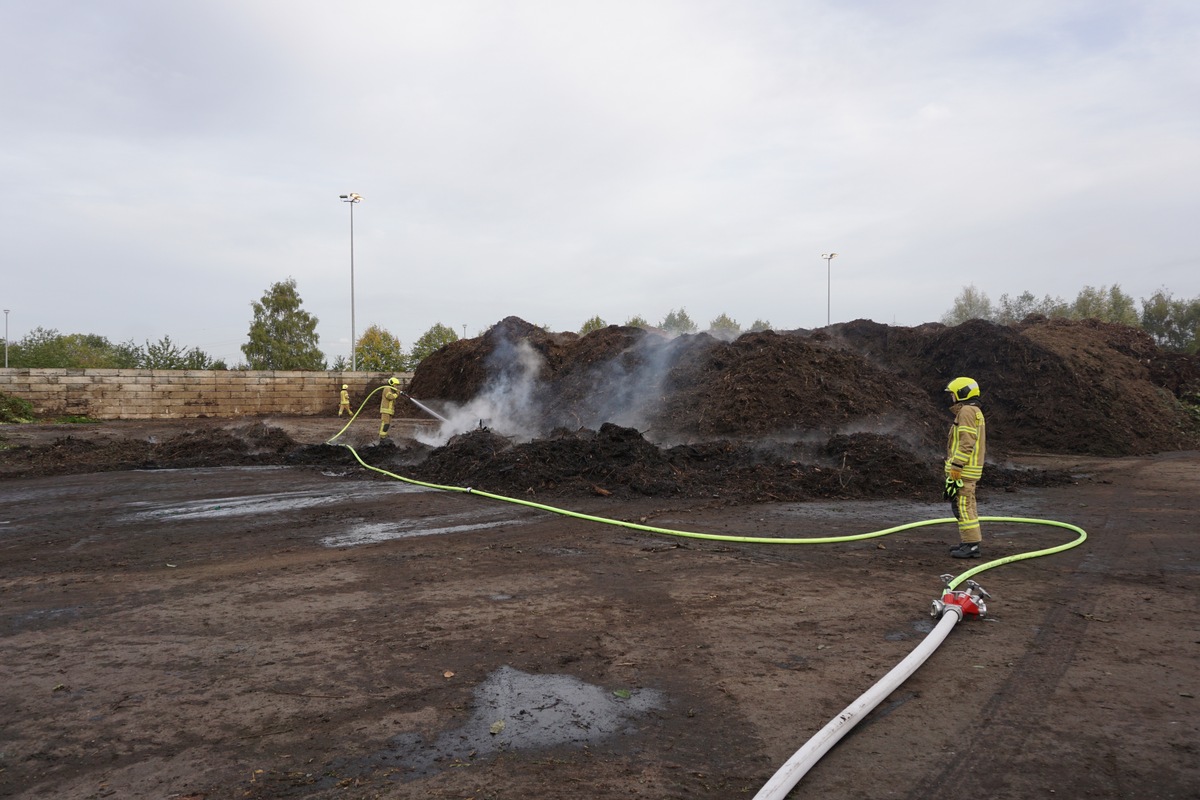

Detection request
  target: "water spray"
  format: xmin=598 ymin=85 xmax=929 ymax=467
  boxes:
xmin=401 ymin=391 xmax=450 ymax=424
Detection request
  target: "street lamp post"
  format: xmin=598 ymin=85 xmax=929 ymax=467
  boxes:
xmin=3 ymin=309 xmax=9 ymax=368
xmin=339 ymin=193 xmax=363 ymax=370
xmin=821 ymin=252 xmax=838 ymax=327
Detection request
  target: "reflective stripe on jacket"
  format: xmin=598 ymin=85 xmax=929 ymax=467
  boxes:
xmin=945 ymin=403 xmax=986 ymax=480
xmin=381 ymin=387 xmax=399 ymax=415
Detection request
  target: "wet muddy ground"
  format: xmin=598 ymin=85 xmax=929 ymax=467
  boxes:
xmin=1 ymin=419 xmax=1198 ymax=799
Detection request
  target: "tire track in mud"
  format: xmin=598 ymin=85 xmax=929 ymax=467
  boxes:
xmin=906 ymin=507 xmax=1126 ymax=798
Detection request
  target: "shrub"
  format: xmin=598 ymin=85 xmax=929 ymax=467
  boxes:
xmin=0 ymin=392 xmax=35 ymax=423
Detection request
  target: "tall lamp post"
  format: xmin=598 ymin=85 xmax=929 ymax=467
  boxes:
xmin=821 ymin=252 xmax=838 ymax=327
xmin=3 ymin=309 xmax=9 ymax=368
xmin=339 ymin=193 xmax=363 ymax=370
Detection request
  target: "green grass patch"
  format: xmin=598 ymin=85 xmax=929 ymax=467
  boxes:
xmin=0 ymin=392 xmax=35 ymax=424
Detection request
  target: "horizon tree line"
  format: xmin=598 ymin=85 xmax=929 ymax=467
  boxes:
xmin=4 ymin=280 xmax=1196 ymax=371
xmin=943 ymin=284 xmax=1198 ymax=353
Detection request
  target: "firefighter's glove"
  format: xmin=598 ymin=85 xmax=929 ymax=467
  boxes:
xmin=943 ymin=477 xmax=964 ymax=501
xmin=947 ymin=464 xmax=964 ymax=481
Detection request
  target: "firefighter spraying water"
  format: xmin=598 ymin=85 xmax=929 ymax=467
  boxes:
xmin=379 ymin=377 xmax=401 ymax=439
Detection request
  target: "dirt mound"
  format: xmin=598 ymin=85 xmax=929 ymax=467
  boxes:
xmin=412 ymin=424 xmax=684 ymax=497
xmin=407 ymin=316 xmax=578 ymax=405
xmin=828 ymin=317 xmax=1199 ymax=456
xmin=2 ymin=315 xmax=1193 ymax=501
xmin=399 ymin=423 xmax=1064 ymax=504
xmin=406 ymin=315 xmax=1198 ymax=458
xmin=406 ymin=319 xmax=945 ymax=449
xmin=650 ymin=330 xmax=941 ymax=444
xmin=0 ymin=436 xmax=154 ymax=477
xmin=0 ymin=422 xmax=302 ymax=478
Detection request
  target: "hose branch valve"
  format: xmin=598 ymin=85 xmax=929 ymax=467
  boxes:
xmin=931 ymin=574 xmax=991 ymax=619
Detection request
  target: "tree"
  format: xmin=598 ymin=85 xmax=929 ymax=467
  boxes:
xmin=241 ymin=278 xmax=326 ymax=370
xmin=942 ymin=285 xmax=994 ymax=325
xmin=410 ymin=322 xmax=460 ymax=368
xmin=142 ymin=336 xmax=225 ymax=369
xmin=108 ymin=338 xmax=144 ymax=368
xmin=8 ymin=327 xmax=140 ymax=368
xmin=1141 ymin=289 xmax=1200 ymax=353
xmin=659 ymin=308 xmax=698 ymax=335
xmin=142 ymin=335 xmax=188 ymax=369
xmin=1069 ymin=284 xmax=1138 ymax=325
xmin=994 ymin=291 xmax=1067 ymax=324
xmin=748 ymin=319 xmax=773 ymax=332
xmin=183 ymin=348 xmax=226 ymax=370
xmin=60 ymin=333 xmax=132 ymax=368
xmin=708 ymin=313 xmax=741 ymax=339
xmin=946 ymin=284 xmax=1140 ymax=327
xmin=9 ymin=327 xmax=67 ymax=367
xmin=579 ymin=315 xmax=607 ymax=335
xmin=356 ymin=325 xmax=408 ymax=372
xmin=624 ymin=315 xmax=650 ymax=329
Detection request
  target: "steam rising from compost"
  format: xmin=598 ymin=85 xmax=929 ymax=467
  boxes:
xmin=415 ymin=327 xmax=686 ymax=447
xmin=406 ymin=315 xmax=1033 ymax=455
xmin=415 ymin=338 xmax=547 ymax=445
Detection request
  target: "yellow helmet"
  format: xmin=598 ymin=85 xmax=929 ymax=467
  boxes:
xmin=341 ymin=384 xmax=348 ymax=390
xmin=388 ymin=377 xmax=401 ymax=386
xmin=945 ymin=376 xmax=980 ymax=403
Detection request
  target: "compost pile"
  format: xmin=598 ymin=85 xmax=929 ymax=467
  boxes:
xmin=0 ymin=423 xmax=306 ymax=477
xmin=392 ymin=315 xmax=1197 ymax=501
xmin=2 ymin=316 xmax=1197 ymax=503
xmin=401 ymin=424 xmax=1064 ymax=504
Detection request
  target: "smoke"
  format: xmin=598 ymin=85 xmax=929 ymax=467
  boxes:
xmin=414 ymin=327 xmax=703 ymax=447
xmin=415 ymin=337 xmax=548 ymax=446
xmin=563 ymin=334 xmax=688 ymax=434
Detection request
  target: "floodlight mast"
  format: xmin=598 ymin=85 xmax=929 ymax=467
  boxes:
xmin=339 ymin=193 xmax=363 ymax=370
xmin=822 ymin=253 xmax=838 ymax=326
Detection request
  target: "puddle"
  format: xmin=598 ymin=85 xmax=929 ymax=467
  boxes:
xmin=884 ymin=617 xmax=936 ymax=641
xmin=124 ymin=482 xmax=427 ymax=521
xmin=353 ymin=666 xmax=664 ymax=781
xmin=6 ymin=606 xmax=82 ymax=633
xmin=320 ymin=519 xmax=521 ymax=547
xmin=540 ymin=546 xmax=586 ymax=556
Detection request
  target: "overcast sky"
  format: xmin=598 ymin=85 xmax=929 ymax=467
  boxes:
xmin=3 ymin=0 xmax=1198 ymax=366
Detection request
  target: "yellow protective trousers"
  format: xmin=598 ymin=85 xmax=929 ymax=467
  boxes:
xmin=949 ymin=479 xmax=982 ymax=544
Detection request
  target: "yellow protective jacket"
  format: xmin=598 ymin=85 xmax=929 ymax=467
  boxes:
xmin=945 ymin=402 xmax=986 ymax=480
xmin=380 ymin=386 xmax=399 ymax=416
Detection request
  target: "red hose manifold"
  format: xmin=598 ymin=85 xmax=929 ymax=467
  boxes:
xmin=931 ymin=575 xmax=990 ymax=618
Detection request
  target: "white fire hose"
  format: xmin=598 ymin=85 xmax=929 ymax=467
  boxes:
xmin=753 ymin=576 xmax=991 ymax=800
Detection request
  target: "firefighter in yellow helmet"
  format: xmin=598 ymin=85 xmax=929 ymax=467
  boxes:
xmin=379 ymin=377 xmax=402 ymax=439
xmin=337 ymin=384 xmax=351 ymax=417
xmin=943 ymin=377 xmax=986 ymax=558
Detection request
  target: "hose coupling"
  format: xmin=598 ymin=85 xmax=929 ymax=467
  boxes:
xmin=931 ymin=575 xmax=990 ymax=619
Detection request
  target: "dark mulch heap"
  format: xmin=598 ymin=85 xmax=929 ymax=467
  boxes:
xmin=3 ymin=315 xmax=1193 ymax=502
xmin=398 ymin=424 xmax=1068 ymax=505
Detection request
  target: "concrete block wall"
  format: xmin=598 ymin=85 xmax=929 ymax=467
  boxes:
xmin=0 ymin=369 xmax=413 ymax=420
